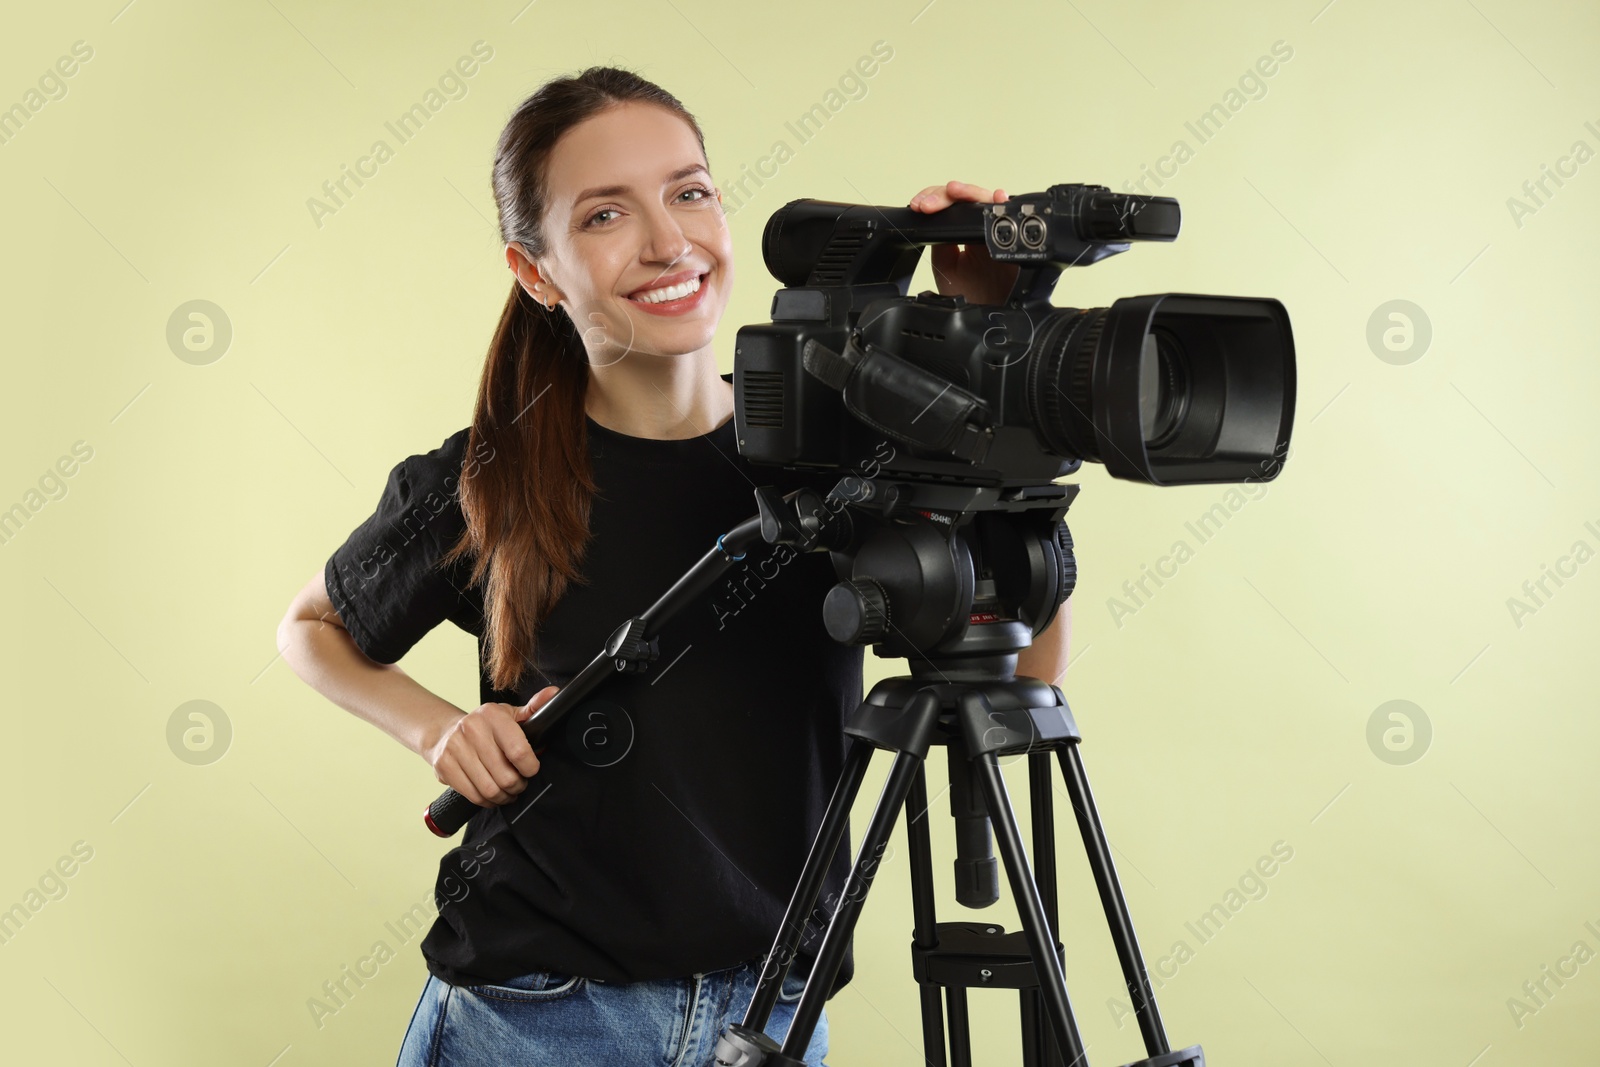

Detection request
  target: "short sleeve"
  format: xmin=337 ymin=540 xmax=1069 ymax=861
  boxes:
xmin=324 ymin=431 xmax=474 ymax=664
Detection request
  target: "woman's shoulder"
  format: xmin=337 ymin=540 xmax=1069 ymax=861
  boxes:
xmin=381 ymin=427 xmax=480 ymax=547
xmin=401 ymin=426 xmax=499 ymax=505
xmin=405 ymin=426 xmax=473 ymax=482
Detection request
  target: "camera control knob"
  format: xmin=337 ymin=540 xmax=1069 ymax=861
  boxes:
xmin=823 ymin=578 xmax=890 ymax=645
xmin=1057 ymin=520 xmax=1077 ymax=603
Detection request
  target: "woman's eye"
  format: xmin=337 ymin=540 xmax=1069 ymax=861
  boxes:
xmin=586 ymin=187 xmax=712 ymax=228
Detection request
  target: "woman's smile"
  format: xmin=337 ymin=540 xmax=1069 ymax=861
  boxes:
xmin=622 ymin=269 xmax=710 ymax=316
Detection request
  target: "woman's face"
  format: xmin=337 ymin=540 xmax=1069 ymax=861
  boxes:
xmin=515 ymin=101 xmax=733 ymax=366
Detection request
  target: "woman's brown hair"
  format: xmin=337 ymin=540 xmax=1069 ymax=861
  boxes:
xmin=441 ymin=66 xmax=710 ymax=692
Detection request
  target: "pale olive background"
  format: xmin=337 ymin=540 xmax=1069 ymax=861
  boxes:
xmin=2 ymin=0 xmax=1597 ymax=1064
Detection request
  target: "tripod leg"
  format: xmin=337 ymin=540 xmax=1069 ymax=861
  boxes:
xmin=970 ymin=749 xmax=1088 ymax=1066
xmin=946 ymin=986 xmax=972 ymax=1067
xmin=905 ymin=764 xmax=950 ymax=1067
xmin=744 ymin=737 xmax=875 ymax=1031
xmin=1020 ymin=988 xmax=1051 ymax=1067
xmin=1029 ymin=751 xmax=1060 ymax=940
xmin=1029 ymin=750 xmax=1068 ymax=1067
xmin=780 ymin=745 xmax=928 ymax=1061
xmin=1056 ymin=743 xmax=1171 ymax=1059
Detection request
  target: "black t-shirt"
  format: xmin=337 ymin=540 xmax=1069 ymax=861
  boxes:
xmin=323 ymin=383 xmax=864 ymax=999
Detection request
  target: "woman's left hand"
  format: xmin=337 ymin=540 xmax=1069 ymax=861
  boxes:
xmin=907 ymin=180 xmax=1021 ymax=305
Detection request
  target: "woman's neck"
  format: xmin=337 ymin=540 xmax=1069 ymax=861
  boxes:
xmin=584 ymin=349 xmax=734 ymax=441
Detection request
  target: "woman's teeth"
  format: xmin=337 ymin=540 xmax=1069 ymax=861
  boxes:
xmin=632 ymin=274 xmax=703 ymax=304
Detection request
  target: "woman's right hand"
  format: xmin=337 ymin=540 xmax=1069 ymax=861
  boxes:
xmin=427 ymin=685 xmax=559 ymax=806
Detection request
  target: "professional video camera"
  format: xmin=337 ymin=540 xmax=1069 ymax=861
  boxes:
xmin=732 ymin=181 xmax=1294 ymax=490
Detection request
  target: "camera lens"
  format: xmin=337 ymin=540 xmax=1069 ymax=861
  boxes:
xmin=1025 ymin=295 xmax=1294 ymax=485
xmin=1139 ymin=328 xmax=1188 ymax=448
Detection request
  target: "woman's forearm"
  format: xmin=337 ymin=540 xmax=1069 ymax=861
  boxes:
xmin=1016 ymin=596 xmax=1072 ymax=687
xmin=277 ymin=615 xmax=464 ymax=760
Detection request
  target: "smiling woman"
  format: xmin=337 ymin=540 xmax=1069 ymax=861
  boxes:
xmin=279 ymin=65 xmax=850 ymax=1067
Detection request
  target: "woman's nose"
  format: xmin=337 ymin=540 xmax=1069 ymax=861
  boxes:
xmin=641 ymin=207 xmax=693 ymax=264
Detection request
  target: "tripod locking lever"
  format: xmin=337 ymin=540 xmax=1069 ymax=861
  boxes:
xmin=605 ymin=616 xmax=659 ymax=674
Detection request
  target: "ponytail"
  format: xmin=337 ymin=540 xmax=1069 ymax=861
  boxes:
xmin=442 ymin=280 xmax=596 ymax=692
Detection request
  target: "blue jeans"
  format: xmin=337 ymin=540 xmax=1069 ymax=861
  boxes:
xmin=396 ymin=957 xmax=830 ymax=1066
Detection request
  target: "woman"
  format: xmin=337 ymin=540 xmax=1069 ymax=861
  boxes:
xmin=277 ymin=65 xmax=1069 ymax=1067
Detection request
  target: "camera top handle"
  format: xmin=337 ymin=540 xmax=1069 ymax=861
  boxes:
xmin=761 ymin=183 xmax=1179 ymax=307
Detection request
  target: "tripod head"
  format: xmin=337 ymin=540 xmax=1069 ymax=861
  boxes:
xmin=763 ymin=472 xmax=1078 ymax=910
xmin=797 ymin=475 xmax=1077 ymax=674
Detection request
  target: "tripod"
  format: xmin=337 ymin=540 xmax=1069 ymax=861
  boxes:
xmin=714 ymin=666 xmax=1202 ymax=1067
xmin=712 ymin=476 xmax=1204 ymax=1067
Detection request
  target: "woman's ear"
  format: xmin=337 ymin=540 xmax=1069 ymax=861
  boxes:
xmin=505 ymin=242 xmax=528 ymax=282
xmin=506 ymin=243 xmax=563 ymax=307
